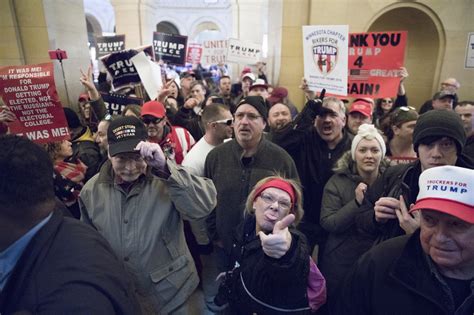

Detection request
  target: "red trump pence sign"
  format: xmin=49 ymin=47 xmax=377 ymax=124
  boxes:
xmin=348 ymin=31 xmax=407 ymax=98
xmin=0 ymin=62 xmax=69 ymax=143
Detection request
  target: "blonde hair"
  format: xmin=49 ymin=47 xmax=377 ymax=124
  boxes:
xmin=245 ymin=175 xmax=304 ymax=226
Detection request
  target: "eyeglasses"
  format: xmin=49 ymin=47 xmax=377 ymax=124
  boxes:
xmin=381 ymin=99 xmax=393 ymax=103
xmin=259 ymin=193 xmax=291 ymax=212
xmin=234 ymin=112 xmax=261 ymax=121
xmin=142 ymin=116 xmax=164 ymax=125
xmin=210 ymin=118 xmax=234 ymax=126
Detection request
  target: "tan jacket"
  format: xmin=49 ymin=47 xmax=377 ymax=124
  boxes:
xmin=79 ymin=160 xmax=216 ymax=314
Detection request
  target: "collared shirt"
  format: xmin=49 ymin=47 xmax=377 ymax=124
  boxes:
xmin=0 ymin=213 xmax=52 ymax=290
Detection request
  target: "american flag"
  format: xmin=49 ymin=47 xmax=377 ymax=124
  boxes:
xmin=350 ymin=69 xmax=370 ymax=80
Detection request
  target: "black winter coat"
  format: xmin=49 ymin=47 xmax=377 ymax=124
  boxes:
xmin=221 ymin=215 xmax=311 ymax=315
xmin=272 ymin=101 xmax=353 ymax=243
xmin=0 ymin=209 xmax=140 ymax=315
xmin=333 ymin=231 xmax=474 ymax=315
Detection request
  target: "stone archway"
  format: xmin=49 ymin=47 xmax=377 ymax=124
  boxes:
xmin=191 ymin=20 xmax=224 ymax=44
xmin=86 ymin=14 xmax=102 ymax=47
xmin=367 ymin=4 xmax=444 ymax=108
xmin=156 ymin=21 xmax=180 ymax=35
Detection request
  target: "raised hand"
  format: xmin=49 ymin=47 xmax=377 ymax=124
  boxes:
xmin=135 ymin=141 xmax=166 ymax=170
xmin=374 ymin=197 xmax=399 ymax=223
xmin=395 ymin=195 xmax=420 ymax=234
xmin=79 ymin=66 xmax=100 ymax=101
xmin=258 ymin=214 xmax=295 ymax=259
xmin=0 ymin=106 xmax=16 ymax=124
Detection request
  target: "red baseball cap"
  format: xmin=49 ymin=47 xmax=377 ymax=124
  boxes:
xmin=349 ymin=101 xmax=372 ymax=118
xmin=267 ymin=87 xmax=288 ymax=104
xmin=141 ymin=101 xmax=166 ymax=119
xmin=410 ymin=166 xmax=474 ymax=224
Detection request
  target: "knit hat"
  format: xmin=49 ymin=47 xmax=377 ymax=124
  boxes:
xmin=413 ymin=110 xmax=466 ymax=153
xmin=63 ymin=108 xmax=82 ymax=129
xmin=410 ymin=166 xmax=474 ymax=223
xmin=351 ymin=124 xmax=386 ymax=159
xmin=141 ymin=101 xmax=166 ymax=119
xmin=107 ymin=116 xmax=148 ymax=157
xmin=389 ymin=106 xmax=419 ymax=127
xmin=237 ymin=96 xmax=268 ymax=120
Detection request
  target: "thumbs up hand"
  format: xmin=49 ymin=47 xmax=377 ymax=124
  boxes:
xmin=258 ymin=214 xmax=295 ymax=259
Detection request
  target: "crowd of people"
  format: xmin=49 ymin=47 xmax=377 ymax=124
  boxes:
xmin=1 ymin=60 xmax=474 ymax=315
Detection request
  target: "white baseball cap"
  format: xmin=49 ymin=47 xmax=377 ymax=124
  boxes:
xmin=411 ymin=165 xmax=474 ymax=223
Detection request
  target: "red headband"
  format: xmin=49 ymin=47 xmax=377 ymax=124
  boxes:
xmin=253 ymin=179 xmax=296 ymax=212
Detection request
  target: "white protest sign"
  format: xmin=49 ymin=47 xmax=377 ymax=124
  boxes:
xmin=226 ymin=38 xmax=262 ymax=65
xmin=302 ymin=25 xmax=349 ymax=95
xmin=131 ymin=52 xmax=163 ymax=101
xmin=201 ymin=39 xmax=227 ymax=65
xmin=465 ymin=33 xmax=474 ymax=69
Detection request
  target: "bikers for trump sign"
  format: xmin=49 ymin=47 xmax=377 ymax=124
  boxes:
xmin=348 ymin=31 xmax=407 ymax=98
xmin=101 ymin=49 xmax=141 ymax=91
xmin=153 ymin=32 xmax=188 ymax=65
xmin=226 ymin=39 xmax=262 ymax=65
xmin=95 ymin=35 xmax=126 ymax=58
xmin=0 ymin=62 xmax=69 ymax=143
xmin=303 ymin=25 xmax=349 ymax=95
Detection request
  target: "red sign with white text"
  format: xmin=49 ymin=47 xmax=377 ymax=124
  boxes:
xmin=0 ymin=62 xmax=70 ymax=143
xmin=186 ymin=44 xmax=203 ymax=65
xmin=347 ymin=31 xmax=407 ymax=98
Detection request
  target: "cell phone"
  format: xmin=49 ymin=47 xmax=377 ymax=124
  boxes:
xmin=211 ymin=97 xmax=225 ymax=105
xmin=48 ymin=49 xmax=68 ymax=61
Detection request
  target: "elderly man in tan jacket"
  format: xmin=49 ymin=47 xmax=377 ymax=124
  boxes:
xmin=80 ymin=116 xmax=217 ymax=314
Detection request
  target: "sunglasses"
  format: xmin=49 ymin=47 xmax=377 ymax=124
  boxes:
xmin=210 ymin=118 xmax=234 ymax=126
xmin=381 ymin=99 xmax=393 ymax=103
xmin=142 ymin=116 xmax=164 ymax=125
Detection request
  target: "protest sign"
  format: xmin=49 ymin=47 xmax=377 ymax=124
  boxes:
xmin=101 ymin=92 xmax=143 ymax=115
xmin=131 ymin=52 xmax=163 ymax=101
xmin=348 ymin=31 xmax=407 ymax=97
xmin=187 ymin=43 xmax=203 ymax=65
xmin=0 ymin=62 xmax=69 ymax=143
xmin=201 ymin=40 xmax=227 ymax=65
xmin=465 ymin=32 xmax=474 ymax=69
xmin=101 ymin=49 xmax=141 ymax=91
xmin=302 ymin=25 xmax=349 ymax=95
xmin=226 ymin=38 xmax=262 ymax=65
xmin=153 ymin=32 xmax=188 ymax=65
xmin=95 ymin=35 xmax=126 ymax=58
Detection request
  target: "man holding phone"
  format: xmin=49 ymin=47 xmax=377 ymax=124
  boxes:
xmin=356 ymin=110 xmax=474 ymax=246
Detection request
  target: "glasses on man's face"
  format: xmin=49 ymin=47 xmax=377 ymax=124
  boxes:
xmin=210 ymin=118 xmax=234 ymax=126
xmin=259 ymin=193 xmax=291 ymax=212
xmin=142 ymin=116 xmax=164 ymax=125
xmin=234 ymin=112 xmax=261 ymax=121
xmin=382 ymin=99 xmax=393 ymax=104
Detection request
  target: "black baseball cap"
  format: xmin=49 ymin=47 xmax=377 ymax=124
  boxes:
xmin=107 ymin=116 xmax=148 ymax=157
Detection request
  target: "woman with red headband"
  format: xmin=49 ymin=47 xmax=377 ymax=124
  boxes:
xmin=214 ymin=176 xmax=326 ymax=314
